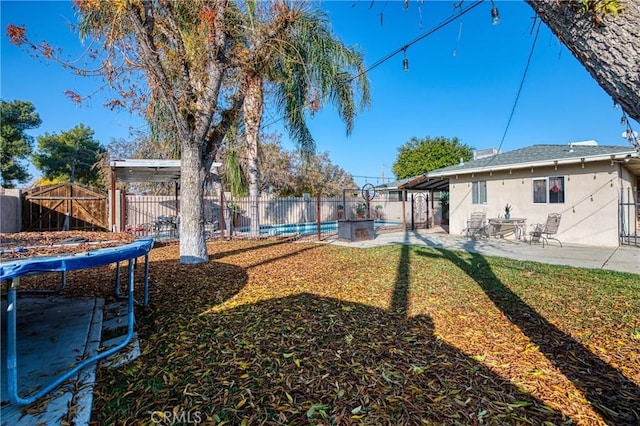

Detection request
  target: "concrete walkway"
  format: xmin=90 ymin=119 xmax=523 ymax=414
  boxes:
xmin=329 ymin=229 xmax=640 ymax=275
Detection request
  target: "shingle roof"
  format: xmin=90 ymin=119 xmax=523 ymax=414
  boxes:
xmin=427 ymin=144 xmax=637 ymax=176
xmin=375 ymin=177 xmax=414 ymax=190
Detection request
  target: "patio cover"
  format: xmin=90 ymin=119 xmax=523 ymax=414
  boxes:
xmin=110 ymin=159 xmax=223 ymax=183
xmin=399 ymin=175 xmax=449 ymax=191
xmin=108 ymin=159 xmax=221 ymax=230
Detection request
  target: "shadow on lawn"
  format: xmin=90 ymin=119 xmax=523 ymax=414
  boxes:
xmin=208 ymin=239 xmax=294 ymax=261
xmin=132 ymin=297 xmax=569 ymax=424
xmin=92 ymin=242 xmax=570 ymax=424
xmin=410 ymin=236 xmax=640 ymax=425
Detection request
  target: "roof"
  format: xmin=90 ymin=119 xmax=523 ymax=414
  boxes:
xmin=423 ymin=144 xmax=639 ymax=178
xmin=110 ymin=159 xmax=222 ymax=183
xmin=375 ymin=177 xmax=414 ymax=191
xmin=399 ymin=143 xmax=640 ymax=190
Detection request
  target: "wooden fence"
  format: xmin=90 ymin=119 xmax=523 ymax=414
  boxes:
xmin=22 ymin=183 xmax=108 ymax=232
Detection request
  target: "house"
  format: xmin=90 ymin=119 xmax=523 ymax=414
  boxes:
xmin=400 ymin=141 xmax=640 ymax=247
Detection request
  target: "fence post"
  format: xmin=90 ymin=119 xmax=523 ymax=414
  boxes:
xmin=316 ymin=193 xmax=321 ymax=241
xmin=401 ymin=191 xmax=406 ymax=231
xmin=220 ymin=190 xmax=226 ymax=239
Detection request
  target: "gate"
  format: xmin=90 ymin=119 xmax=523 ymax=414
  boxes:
xmin=411 ymin=193 xmax=429 ymax=230
xmin=619 ymin=185 xmax=639 ymax=247
xmin=22 ymin=183 xmax=108 ymax=231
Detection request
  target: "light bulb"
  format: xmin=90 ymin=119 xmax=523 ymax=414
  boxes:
xmin=491 ymin=6 xmax=500 ymax=25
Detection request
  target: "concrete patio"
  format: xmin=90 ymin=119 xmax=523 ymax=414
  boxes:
xmin=330 ymin=229 xmax=640 ymax=275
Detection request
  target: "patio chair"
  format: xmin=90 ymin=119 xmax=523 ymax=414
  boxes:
xmin=154 ymin=215 xmax=178 ymax=238
xmin=529 ymin=213 xmax=562 ymax=247
xmin=465 ymin=212 xmax=489 ymax=239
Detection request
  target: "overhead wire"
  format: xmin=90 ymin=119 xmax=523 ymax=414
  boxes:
xmin=483 ymin=19 xmax=541 ymax=169
xmin=347 ymin=0 xmax=484 ymax=82
xmin=262 ymin=0 xmax=486 ymax=130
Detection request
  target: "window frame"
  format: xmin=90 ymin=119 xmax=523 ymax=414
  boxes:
xmin=471 ymin=180 xmax=487 ymax=205
xmin=532 ymin=176 xmax=565 ymax=204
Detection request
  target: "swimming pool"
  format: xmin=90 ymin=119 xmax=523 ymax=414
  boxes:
xmin=236 ymin=220 xmax=401 ymax=236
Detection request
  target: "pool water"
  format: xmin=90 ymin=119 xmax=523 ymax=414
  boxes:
xmin=236 ymin=220 xmax=400 ymax=236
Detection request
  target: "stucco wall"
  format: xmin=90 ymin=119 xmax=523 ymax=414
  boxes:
xmin=449 ymin=160 xmax=633 ymax=247
xmin=0 ymin=188 xmax=21 ymax=233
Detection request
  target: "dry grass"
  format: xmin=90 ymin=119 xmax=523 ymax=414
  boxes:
xmin=10 ymin=238 xmax=640 ymax=425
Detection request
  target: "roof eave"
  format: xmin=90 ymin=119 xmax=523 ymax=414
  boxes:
xmin=426 ymin=150 xmax=639 ymax=178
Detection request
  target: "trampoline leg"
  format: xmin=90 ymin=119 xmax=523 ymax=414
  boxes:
xmin=127 ymin=259 xmax=135 ymax=332
xmin=114 ymin=262 xmax=121 ymax=298
xmin=59 ymin=271 xmax=67 ymax=294
xmin=6 ymin=278 xmax=20 ymax=405
xmin=6 ymin=261 xmax=138 ymax=406
xmin=143 ymin=254 xmax=150 ymax=306
xmin=116 ymin=256 xmax=150 ymax=307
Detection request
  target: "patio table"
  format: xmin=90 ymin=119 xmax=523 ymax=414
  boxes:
xmin=488 ymin=218 xmax=527 ymax=240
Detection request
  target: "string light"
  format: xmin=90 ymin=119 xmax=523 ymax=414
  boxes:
xmin=490 ymin=0 xmax=500 ymax=25
xmin=345 ymin=0 xmax=484 ymax=83
xmin=262 ymin=0 xmax=486 ymax=128
xmin=402 ymin=47 xmax=409 ymax=72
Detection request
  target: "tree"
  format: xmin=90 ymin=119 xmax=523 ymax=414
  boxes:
xmin=524 ymin=1 xmax=640 ymax=129
xmin=257 ymin=137 xmax=294 ymax=195
xmin=239 ymin=1 xmax=370 ymax=234
xmin=0 ymin=100 xmax=41 ymax=188
xmin=291 ymin=151 xmax=356 ymax=197
xmin=32 ymin=124 xmax=106 ymax=187
xmin=229 ymin=137 xmax=356 ymax=197
xmin=392 ymin=136 xmax=473 ymax=180
xmin=8 ymin=1 xmax=250 ymax=263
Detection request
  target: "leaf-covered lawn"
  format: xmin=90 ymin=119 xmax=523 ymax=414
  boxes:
xmin=41 ymin=239 xmax=639 ymax=425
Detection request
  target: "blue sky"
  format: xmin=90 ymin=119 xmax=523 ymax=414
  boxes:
xmin=2 ymin=0 xmax=638 ymax=188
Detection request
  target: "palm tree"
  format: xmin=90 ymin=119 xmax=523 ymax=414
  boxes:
xmin=239 ymin=0 xmax=371 ymax=235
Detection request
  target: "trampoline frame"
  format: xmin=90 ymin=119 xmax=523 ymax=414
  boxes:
xmin=1 ymin=238 xmax=154 ymax=406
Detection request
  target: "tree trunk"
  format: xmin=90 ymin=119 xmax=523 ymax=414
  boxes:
xmin=243 ymin=75 xmax=264 ymax=236
xmin=525 ymin=0 xmax=640 ymax=123
xmin=179 ymin=143 xmax=208 ymax=264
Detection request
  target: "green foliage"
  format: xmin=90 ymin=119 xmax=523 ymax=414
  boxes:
xmin=580 ymin=0 xmax=623 ymax=18
xmin=0 ymin=99 xmax=41 ymax=187
xmin=392 ymin=136 xmax=473 ymax=180
xmin=263 ymin=6 xmax=371 ymax=158
xmin=222 ymin=121 xmax=249 ymax=197
xmin=32 ymin=124 xmax=105 ymax=187
xmin=504 ymin=204 xmax=512 ymax=215
xmin=224 ymin=146 xmax=248 ymax=197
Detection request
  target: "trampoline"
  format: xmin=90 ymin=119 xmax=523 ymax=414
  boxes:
xmin=0 ymin=238 xmax=154 ymax=406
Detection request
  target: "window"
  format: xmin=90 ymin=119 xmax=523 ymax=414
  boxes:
xmin=471 ymin=180 xmax=487 ymax=204
xmin=533 ymin=176 xmax=565 ymax=204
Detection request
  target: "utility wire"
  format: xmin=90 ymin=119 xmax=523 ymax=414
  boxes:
xmin=262 ymin=0 xmax=485 ymax=129
xmin=484 ymin=19 xmax=541 ymax=168
xmin=349 ymin=0 xmax=484 ymax=82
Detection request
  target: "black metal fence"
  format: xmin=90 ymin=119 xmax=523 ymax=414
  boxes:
xmin=619 ymin=187 xmax=639 ymax=247
xmin=122 ymin=193 xmax=412 ymax=241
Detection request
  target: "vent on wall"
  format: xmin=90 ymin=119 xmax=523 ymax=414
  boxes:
xmin=473 ymin=148 xmax=499 ymax=160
